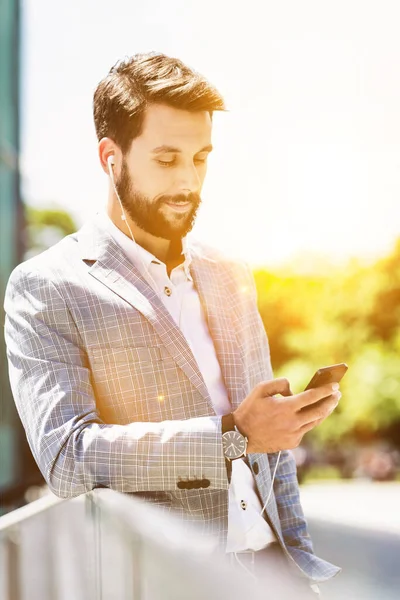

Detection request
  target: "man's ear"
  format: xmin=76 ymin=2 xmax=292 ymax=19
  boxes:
xmin=98 ymin=138 xmax=122 ymax=175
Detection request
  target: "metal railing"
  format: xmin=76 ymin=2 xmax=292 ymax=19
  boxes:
xmin=0 ymin=489 xmax=258 ymax=600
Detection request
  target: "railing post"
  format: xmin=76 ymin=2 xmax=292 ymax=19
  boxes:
xmin=131 ymin=534 xmax=143 ymax=600
xmin=5 ymin=526 xmax=21 ymax=600
xmin=86 ymin=493 xmax=103 ymax=600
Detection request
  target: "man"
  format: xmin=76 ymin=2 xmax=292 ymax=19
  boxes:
xmin=4 ymin=53 xmax=341 ymax=597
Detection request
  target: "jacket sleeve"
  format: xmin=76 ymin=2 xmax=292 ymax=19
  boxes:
xmin=4 ymin=266 xmax=229 ymax=499
xmin=269 ymin=450 xmax=314 ymax=555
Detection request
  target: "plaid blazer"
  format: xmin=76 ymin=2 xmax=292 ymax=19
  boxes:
xmin=4 ymin=213 xmax=339 ymax=582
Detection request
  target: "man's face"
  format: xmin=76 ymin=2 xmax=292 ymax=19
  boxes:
xmin=115 ymin=103 xmax=213 ymax=242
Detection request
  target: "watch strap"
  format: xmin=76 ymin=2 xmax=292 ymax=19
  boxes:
xmin=221 ymin=412 xmax=235 ymax=435
xmin=221 ymin=413 xmax=236 ymax=483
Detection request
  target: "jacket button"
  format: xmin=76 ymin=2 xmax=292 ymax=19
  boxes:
xmin=252 ymin=461 xmax=259 ymax=475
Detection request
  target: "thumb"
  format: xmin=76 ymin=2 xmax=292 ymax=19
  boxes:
xmin=259 ymin=377 xmax=293 ymax=398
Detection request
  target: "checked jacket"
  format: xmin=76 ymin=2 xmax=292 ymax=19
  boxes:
xmin=4 ymin=213 xmax=340 ymax=582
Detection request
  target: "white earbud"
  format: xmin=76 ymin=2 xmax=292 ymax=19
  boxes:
xmin=107 ymin=155 xmax=115 ymax=178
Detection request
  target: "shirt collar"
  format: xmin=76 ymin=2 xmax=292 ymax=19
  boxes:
xmin=101 ymin=213 xmax=193 ymax=282
xmin=181 ymin=236 xmax=193 ymax=281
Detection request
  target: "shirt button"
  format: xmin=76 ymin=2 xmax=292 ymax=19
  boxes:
xmin=252 ymin=461 xmax=259 ymax=475
xmin=240 ymin=500 xmax=247 ymax=510
xmin=164 ymin=286 xmax=172 ymax=296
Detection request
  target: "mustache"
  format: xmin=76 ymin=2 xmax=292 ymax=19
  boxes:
xmin=157 ymin=192 xmax=201 ymax=206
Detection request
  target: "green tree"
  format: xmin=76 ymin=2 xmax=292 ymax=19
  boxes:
xmin=253 ymin=239 xmax=400 ymax=447
xmin=24 ymin=206 xmax=78 ymax=258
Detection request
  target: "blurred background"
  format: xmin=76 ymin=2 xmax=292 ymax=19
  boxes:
xmin=1 ymin=0 xmax=399 ymax=598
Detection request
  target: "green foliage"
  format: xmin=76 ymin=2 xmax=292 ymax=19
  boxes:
xmin=21 ymin=205 xmax=400 ymax=446
xmin=24 ymin=206 xmax=78 ymax=257
xmin=253 ymin=240 xmax=400 ymax=446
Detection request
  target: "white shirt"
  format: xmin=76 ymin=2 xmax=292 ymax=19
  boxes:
xmin=102 ymin=213 xmax=276 ymax=552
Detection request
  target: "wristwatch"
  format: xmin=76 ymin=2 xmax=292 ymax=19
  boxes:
xmin=221 ymin=413 xmax=248 ymax=482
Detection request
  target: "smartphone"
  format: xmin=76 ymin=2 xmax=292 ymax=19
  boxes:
xmin=304 ymin=363 xmax=348 ymax=390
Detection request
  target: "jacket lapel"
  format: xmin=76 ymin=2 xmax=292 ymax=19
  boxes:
xmin=190 ymin=253 xmax=283 ymax=534
xmin=77 ymin=215 xmax=212 ymax=408
xmin=190 ymin=254 xmax=247 ymax=411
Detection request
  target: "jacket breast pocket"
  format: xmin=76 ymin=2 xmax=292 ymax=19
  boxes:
xmin=90 ymin=345 xmax=170 ymax=365
xmin=88 ymin=345 xmax=186 ymax=422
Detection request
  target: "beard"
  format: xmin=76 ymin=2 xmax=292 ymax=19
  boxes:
xmin=115 ymin=160 xmax=202 ymax=242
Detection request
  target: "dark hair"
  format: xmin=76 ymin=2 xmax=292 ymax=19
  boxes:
xmin=93 ymin=52 xmax=226 ymax=154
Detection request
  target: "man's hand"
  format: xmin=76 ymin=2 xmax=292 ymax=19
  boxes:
xmin=233 ymin=378 xmax=341 ymax=453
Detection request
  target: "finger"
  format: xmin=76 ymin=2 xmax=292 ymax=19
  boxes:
xmin=280 ymin=387 xmax=294 ymax=398
xmin=299 ymin=416 xmax=325 ymax=435
xmin=299 ymin=392 xmax=341 ymax=426
xmin=294 ymin=384 xmax=340 ymax=410
xmin=258 ymin=377 xmax=293 ymax=398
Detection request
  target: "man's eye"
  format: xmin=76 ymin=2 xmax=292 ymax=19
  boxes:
xmin=157 ymin=159 xmax=175 ymax=167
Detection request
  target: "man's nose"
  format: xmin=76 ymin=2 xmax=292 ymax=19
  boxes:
xmin=176 ymin=163 xmax=201 ymax=194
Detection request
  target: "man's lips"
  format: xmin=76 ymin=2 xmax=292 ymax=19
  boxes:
xmin=164 ymin=201 xmax=192 ymax=212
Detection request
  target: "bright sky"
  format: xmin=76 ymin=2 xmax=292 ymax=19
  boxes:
xmin=21 ymin=0 xmax=400 ymax=268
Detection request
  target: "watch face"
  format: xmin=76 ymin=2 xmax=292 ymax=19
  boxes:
xmin=222 ymin=431 xmax=247 ymax=459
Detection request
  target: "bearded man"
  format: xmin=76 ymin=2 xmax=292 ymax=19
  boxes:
xmin=4 ymin=53 xmax=341 ymax=598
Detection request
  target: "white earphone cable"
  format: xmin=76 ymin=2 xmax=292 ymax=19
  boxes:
xmin=232 ymin=450 xmax=282 ymax=577
xmin=109 ymin=156 xmax=280 ymax=573
xmin=244 ymin=449 xmax=281 ymax=536
xmin=258 ymin=450 xmax=281 ymax=519
xmin=107 ymin=157 xmax=162 ymax=294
